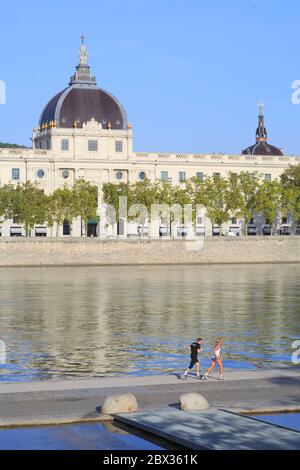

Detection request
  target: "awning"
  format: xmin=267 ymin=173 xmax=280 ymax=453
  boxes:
xmin=87 ymin=217 xmax=100 ymax=224
xmin=35 ymin=227 xmax=47 ymax=234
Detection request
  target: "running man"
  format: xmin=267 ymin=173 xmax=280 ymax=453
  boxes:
xmin=204 ymin=338 xmax=224 ymax=380
xmin=182 ymin=338 xmax=203 ymax=380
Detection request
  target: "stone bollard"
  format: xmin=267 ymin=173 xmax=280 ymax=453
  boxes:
xmin=100 ymin=393 xmax=139 ymax=417
xmin=180 ymin=392 xmax=209 ymax=411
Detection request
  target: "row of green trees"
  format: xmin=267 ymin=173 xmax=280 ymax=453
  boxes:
xmin=1 ymin=165 xmax=299 ymax=237
xmin=0 ymin=180 xmax=98 ymax=236
xmin=103 ymin=165 xmax=300 ymax=235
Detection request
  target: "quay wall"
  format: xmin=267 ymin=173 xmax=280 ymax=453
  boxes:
xmin=0 ymin=237 xmax=299 ymax=266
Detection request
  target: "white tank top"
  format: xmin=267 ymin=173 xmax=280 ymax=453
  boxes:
xmin=214 ymin=347 xmax=221 ymax=358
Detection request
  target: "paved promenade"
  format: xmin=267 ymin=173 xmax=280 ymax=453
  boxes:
xmin=0 ymin=367 xmax=299 ymax=427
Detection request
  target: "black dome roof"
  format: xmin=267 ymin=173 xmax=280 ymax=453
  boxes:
xmin=242 ymin=141 xmax=283 ymax=156
xmin=242 ymin=103 xmax=284 ymax=156
xmin=39 ymin=42 xmax=127 ymax=130
xmin=40 ymin=84 xmax=127 ymax=130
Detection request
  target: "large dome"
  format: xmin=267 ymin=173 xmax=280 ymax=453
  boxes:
xmin=39 ymin=41 xmax=127 ymax=130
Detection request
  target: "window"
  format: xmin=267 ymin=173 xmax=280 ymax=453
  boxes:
xmin=88 ymin=140 xmax=98 ymax=152
xmin=196 ymin=172 xmax=204 ymax=181
xmin=61 ymin=139 xmax=69 ymax=151
xmin=46 ymin=140 xmax=51 ymax=150
xmin=37 ymin=169 xmax=45 ymax=179
xmin=62 ymin=170 xmax=70 ymax=179
xmin=63 ymin=220 xmax=70 ymax=236
xmin=12 ymin=168 xmax=20 ymax=180
xmin=265 ymin=174 xmax=272 ymax=182
xmin=115 ymin=141 xmax=123 ymax=152
xmin=116 ymin=171 xmax=123 ymax=180
xmin=197 ymin=216 xmax=203 ymax=225
xmin=231 ymin=217 xmax=237 ymax=224
xmin=139 ymin=171 xmax=146 ymax=181
xmin=282 ymin=217 xmax=287 ymax=224
xmin=213 ymin=172 xmax=220 ymax=179
xmin=179 ymin=171 xmax=186 ymax=182
xmin=161 ymin=171 xmax=168 ymax=181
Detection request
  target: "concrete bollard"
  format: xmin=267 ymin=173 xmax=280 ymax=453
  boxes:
xmin=101 ymin=393 xmax=139 ymax=416
xmin=180 ymin=392 xmax=209 ymax=411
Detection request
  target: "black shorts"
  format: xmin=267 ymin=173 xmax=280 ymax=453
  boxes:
xmin=189 ymin=358 xmax=199 ymax=369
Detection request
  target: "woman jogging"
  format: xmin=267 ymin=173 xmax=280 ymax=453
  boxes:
xmin=204 ymin=339 xmax=224 ymax=380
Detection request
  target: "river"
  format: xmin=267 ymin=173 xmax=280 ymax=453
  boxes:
xmin=0 ymin=264 xmax=299 ymax=381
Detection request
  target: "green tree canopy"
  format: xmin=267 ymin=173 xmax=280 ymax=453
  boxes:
xmin=49 ymin=185 xmax=77 ymax=237
xmin=202 ymin=175 xmax=231 ymax=232
xmin=73 ymin=179 xmax=98 ymax=236
xmin=256 ymin=179 xmax=282 ymax=234
xmin=10 ymin=182 xmax=48 ymax=236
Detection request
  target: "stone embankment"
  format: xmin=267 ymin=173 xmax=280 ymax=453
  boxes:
xmin=0 ymin=236 xmax=299 ymax=266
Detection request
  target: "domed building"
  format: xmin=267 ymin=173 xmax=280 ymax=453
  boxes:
xmin=0 ymin=39 xmax=296 ymax=239
xmin=242 ymin=102 xmax=284 ymax=156
xmin=32 ymin=39 xmax=133 ymax=166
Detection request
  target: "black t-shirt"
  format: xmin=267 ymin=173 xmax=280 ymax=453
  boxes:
xmin=190 ymin=342 xmax=200 ymax=359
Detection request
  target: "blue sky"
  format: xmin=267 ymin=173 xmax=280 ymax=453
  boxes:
xmin=1 ymin=0 xmax=300 ymax=154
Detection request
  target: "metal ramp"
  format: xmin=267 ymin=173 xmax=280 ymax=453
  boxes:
xmin=115 ymin=408 xmax=300 ymax=450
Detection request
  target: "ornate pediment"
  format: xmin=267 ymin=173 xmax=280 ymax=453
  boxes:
xmin=82 ymin=117 xmax=102 ymax=131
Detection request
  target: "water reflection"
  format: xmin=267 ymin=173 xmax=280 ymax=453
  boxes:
xmin=0 ymin=265 xmax=299 ymax=381
xmin=0 ymin=422 xmax=164 ymax=450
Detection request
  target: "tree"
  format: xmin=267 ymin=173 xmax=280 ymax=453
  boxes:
xmin=186 ymin=177 xmax=207 ymax=224
xmin=49 ymin=186 xmax=77 ymax=237
xmin=102 ymin=182 xmax=134 ymax=234
xmin=281 ymin=164 xmax=300 ymax=188
xmin=280 ymin=165 xmax=300 ymax=227
xmin=130 ymin=178 xmax=157 ymax=236
xmin=202 ymin=175 xmax=231 ymax=234
xmin=0 ymin=184 xmax=15 ymax=222
xmin=256 ymin=179 xmax=282 ymax=235
xmin=73 ymin=179 xmax=98 ymax=237
xmin=234 ymin=172 xmax=261 ymax=235
xmin=153 ymin=180 xmax=192 ymax=236
xmin=10 ymin=182 xmax=48 ymax=236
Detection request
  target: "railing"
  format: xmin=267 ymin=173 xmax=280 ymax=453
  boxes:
xmin=133 ymin=152 xmax=299 ymax=165
xmin=0 ymin=148 xmax=49 ymax=157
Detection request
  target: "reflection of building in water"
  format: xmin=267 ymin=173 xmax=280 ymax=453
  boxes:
xmin=0 ymin=40 xmax=298 ymax=238
xmin=0 ymin=265 xmax=298 ymax=378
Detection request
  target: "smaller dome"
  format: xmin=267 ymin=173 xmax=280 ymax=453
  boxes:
xmin=242 ymin=103 xmax=284 ymax=156
xmin=242 ymin=142 xmax=283 ymax=156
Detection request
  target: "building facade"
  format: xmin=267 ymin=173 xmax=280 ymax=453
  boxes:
xmin=0 ymin=42 xmax=298 ymax=238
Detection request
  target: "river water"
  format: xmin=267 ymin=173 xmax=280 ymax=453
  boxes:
xmin=0 ymin=265 xmax=299 ymax=382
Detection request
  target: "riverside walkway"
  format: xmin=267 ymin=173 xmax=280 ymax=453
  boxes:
xmin=0 ymin=368 xmax=299 ymax=428
xmin=116 ymin=408 xmax=300 ymax=450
